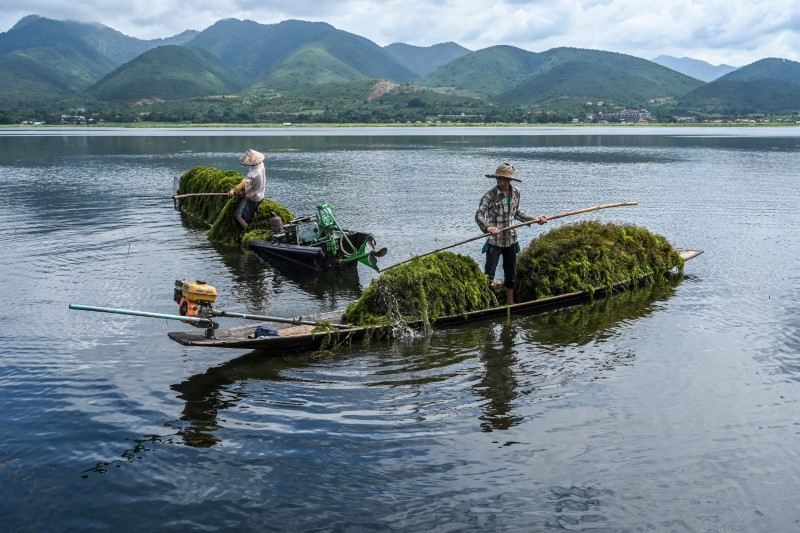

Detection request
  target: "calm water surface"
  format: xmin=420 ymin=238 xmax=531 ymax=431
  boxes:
xmin=1 ymin=127 xmax=799 ymax=531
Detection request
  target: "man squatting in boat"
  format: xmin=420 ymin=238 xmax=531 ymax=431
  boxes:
xmin=475 ymin=163 xmax=547 ymax=305
xmin=227 ymin=148 xmax=267 ymax=229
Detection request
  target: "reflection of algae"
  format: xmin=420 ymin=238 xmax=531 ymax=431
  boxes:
xmin=343 ymin=251 xmax=498 ymax=327
xmin=516 ymin=221 xmax=684 ymax=302
xmin=527 ymin=275 xmax=681 ymax=347
xmin=176 ymin=166 xmax=294 ymax=248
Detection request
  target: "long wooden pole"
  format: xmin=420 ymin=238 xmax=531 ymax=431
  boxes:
xmin=172 ymin=192 xmax=230 ymax=200
xmin=380 ymin=201 xmax=638 ymax=272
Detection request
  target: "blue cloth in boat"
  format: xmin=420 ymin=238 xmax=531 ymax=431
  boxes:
xmin=255 ymin=325 xmax=278 ymax=338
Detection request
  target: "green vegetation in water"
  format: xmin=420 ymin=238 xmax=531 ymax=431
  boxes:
xmin=515 ymin=221 xmax=684 ymax=301
xmin=176 ymin=166 xmax=294 ymax=247
xmin=343 ymin=251 xmax=498 ymax=327
xmin=311 ymin=321 xmax=337 ymax=334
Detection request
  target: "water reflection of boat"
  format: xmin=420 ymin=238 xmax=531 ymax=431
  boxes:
xmin=170 ymin=272 xmax=691 ymax=446
xmin=262 ymin=254 xmax=363 ymax=302
xmin=168 ymin=250 xmax=703 ymax=352
xmin=169 ymin=353 xmax=320 ymax=448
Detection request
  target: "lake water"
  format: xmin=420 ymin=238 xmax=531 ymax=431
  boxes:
xmin=1 ymin=126 xmax=799 ymax=531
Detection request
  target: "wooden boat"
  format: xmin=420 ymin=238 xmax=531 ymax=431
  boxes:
xmin=250 ymin=230 xmax=378 ymax=272
xmin=250 ymin=204 xmax=387 ymax=272
xmin=168 ymin=250 xmax=702 ymax=352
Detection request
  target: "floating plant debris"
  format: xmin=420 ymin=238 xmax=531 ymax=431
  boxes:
xmin=176 ymin=166 xmax=293 ymax=248
xmin=343 ymin=251 xmax=498 ymax=326
xmin=515 ymin=220 xmax=684 ymax=301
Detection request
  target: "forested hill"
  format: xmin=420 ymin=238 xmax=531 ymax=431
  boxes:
xmin=678 ymin=58 xmax=800 ymax=114
xmin=383 ymin=42 xmax=471 ymax=76
xmin=651 ymin=55 xmax=738 ymax=82
xmin=1 ymin=14 xmax=798 ymax=122
xmin=89 ymin=46 xmax=244 ymax=101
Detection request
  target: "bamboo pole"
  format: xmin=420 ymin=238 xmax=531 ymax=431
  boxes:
xmin=172 ymin=192 xmax=230 ymax=200
xmin=380 ymin=201 xmax=638 ymax=272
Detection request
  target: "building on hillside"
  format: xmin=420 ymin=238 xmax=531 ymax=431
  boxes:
xmin=61 ymin=115 xmax=87 ymax=124
xmin=598 ymin=109 xmax=652 ymax=123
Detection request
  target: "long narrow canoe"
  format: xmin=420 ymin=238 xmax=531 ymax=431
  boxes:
xmin=168 ymin=250 xmax=703 ymax=351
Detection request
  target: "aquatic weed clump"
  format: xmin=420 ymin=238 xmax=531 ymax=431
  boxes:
xmin=208 ymin=198 xmax=294 ymax=248
xmin=176 ymin=166 xmax=293 ymax=248
xmin=177 ymin=166 xmax=243 ymax=225
xmin=343 ymin=252 xmax=498 ymax=327
xmin=515 ymin=220 xmax=684 ymax=301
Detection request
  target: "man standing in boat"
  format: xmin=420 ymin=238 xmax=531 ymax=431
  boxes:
xmin=476 ymin=163 xmax=547 ymax=305
xmin=227 ymin=148 xmax=266 ymax=229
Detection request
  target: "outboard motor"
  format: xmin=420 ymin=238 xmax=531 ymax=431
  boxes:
xmin=173 ymin=280 xmax=217 ymax=333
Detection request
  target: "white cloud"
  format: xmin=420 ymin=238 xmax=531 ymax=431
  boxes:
xmin=1 ymin=0 xmax=798 ymax=65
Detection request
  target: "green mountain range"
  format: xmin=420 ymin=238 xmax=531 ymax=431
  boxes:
xmin=1 ymin=15 xmax=798 ymax=121
xmin=678 ymin=58 xmax=800 ymax=114
xmin=185 ymin=19 xmax=415 ymax=87
xmin=496 ymin=48 xmax=703 ymax=107
xmin=418 ymin=45 xmax=548 ymax=96
xmin=90 ymin=46 xmax=244 ymax=101
xmin=250 ymin=29 xmax=416 ymax=91
xmin=718 ymin=57 xmax=800 ymax=84
xmin=496 ymin=60 xmax=678 ymax=108
xmin=383 ymin=42 xmax=471 ymax=76
xmin=651 ymin=55 xmax=738 ymax=82
xmin=0 ymin=15 xmax=197 ymax=103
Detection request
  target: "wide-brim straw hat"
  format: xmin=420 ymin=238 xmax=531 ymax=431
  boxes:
xmin=485 ymin=162 xmax=521 ymax=182
xmin=239 ymin=148 xmax=265 ymax=166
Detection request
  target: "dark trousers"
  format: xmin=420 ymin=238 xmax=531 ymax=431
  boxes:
xmin=484 ymin=244 xmax=517 ymax=288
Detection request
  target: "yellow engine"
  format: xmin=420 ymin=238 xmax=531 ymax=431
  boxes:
xmin=174 ymin=280 xmax=217 ymax=325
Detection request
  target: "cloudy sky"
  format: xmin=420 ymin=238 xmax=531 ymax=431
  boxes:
xmin=2 ymin=0 xmax=799 ymax=66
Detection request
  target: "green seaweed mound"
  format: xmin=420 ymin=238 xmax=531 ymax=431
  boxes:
xmin=176 ymin=166 xmax=293 ymax=248
xmin=515 ymin=221 xmax=684 ymax=301
xmin=343 ymin=252 xmax=498 ymax=326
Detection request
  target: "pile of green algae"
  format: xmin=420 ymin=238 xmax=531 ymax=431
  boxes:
xmin=343 ymin=251 xmax=498 ymax=326
xmin=175 ymin=166 xmax=294 ymax=248
xmin=514 ymin=221 xmax=684 ymax=301
xmin=343 ymin=221 xmax=684 ymax=327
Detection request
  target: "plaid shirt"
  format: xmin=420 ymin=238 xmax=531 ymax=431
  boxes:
xmin=475 ymin=185 xmax=535 ymax=248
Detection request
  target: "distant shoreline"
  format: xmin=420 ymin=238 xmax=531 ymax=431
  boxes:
xmin=3 ymin=121 xmax=798 ymax=129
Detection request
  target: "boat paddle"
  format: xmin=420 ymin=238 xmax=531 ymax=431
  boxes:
xmin=380 ymin=201 xmax=638 ymax=272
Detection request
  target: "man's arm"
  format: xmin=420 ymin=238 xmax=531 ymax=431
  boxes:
xmin=475 ymin=190 xmax=493 ymax=233
xmin=227 ymin=181 xmax=246 ymax=197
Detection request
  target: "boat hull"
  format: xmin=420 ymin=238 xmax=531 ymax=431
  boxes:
xmin=168 ymin=249 xmax=702 ymax=352
xmin=250 ymin=231 xmax=374 ymax=272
